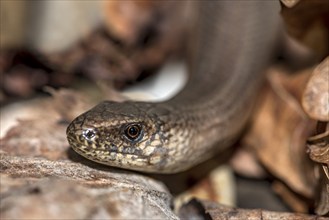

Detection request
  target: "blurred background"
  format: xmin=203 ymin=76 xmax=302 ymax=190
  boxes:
xmin=0 ymin=0 xmax=190 ymax=104
xmin=1 ymin=0 xmax=328 ymax=103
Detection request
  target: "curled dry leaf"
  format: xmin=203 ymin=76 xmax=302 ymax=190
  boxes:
xmin=303 ymin=58 xmax=329 ymax=216
xmin=243 ymin=67 xmax=317 ymax=212
xmin=302 ymin=57 xmax=329 ymax=121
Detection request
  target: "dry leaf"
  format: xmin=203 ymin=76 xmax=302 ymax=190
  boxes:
xmin=281 ymin=0 xmax=329 ymax=58
xmin=243 ymin=67 xmax=317 ymax=212
xmin=303 ymin=57 xmax=329 ymax=215
xmin=302 ymin=57 xmax=329 ymax=121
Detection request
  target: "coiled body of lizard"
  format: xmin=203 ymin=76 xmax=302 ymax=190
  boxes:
xmin=66 ymin=1 xmax=281 ymax=173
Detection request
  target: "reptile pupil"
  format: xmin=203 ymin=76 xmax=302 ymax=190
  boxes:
xmin=84 ymin=129 xmax=95 ymax=140
xmin=125 ymin=125 xmax=141 ymax=140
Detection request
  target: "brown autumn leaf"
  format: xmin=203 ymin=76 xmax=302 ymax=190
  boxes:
xmin=302 ymin=57 xmax=329 ymax=121
xmin=280 ymin=0 xmax=329 ymax=58
xmin=242 ymin=67 xmax=318 ymax=212
xmin=302 ymin=57 xmax=329 ymax=215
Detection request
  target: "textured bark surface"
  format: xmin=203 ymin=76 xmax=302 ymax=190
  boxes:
xmin=0 ymin=154 xmax=177 ymax=219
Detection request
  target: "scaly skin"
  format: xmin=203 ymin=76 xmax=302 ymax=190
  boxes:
xmin=66 ymin=1 xmax=281 ymax=173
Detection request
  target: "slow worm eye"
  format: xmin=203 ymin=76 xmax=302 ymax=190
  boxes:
xmin=124 ymin=124 xmax=142 ymax=141
xmin=83 ymin=129 xmax=96 ymax=140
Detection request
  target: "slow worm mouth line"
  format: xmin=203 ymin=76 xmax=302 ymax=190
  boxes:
xmin=68 ymin=137 xmax=144 ymax=157
xmin=72 ymin=144 xmax=150 ymax=163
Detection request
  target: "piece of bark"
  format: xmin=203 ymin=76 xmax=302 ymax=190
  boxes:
xmin=1 ymin=88 xmax=93 ymax=159
xmin=242 ymin=67 xmax=317 ymax=212
xmin=0 ymin=155 xmax=177 ymax=219
xmin=178 ymin=199 xmax=324 ymax=220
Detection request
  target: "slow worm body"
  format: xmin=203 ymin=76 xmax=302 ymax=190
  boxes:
xmin=67 ymin=1 xmax=281 ymax=173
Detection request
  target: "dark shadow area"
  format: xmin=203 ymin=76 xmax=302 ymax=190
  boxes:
xmin=235 ymin=174 xmax=291 ymax=212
